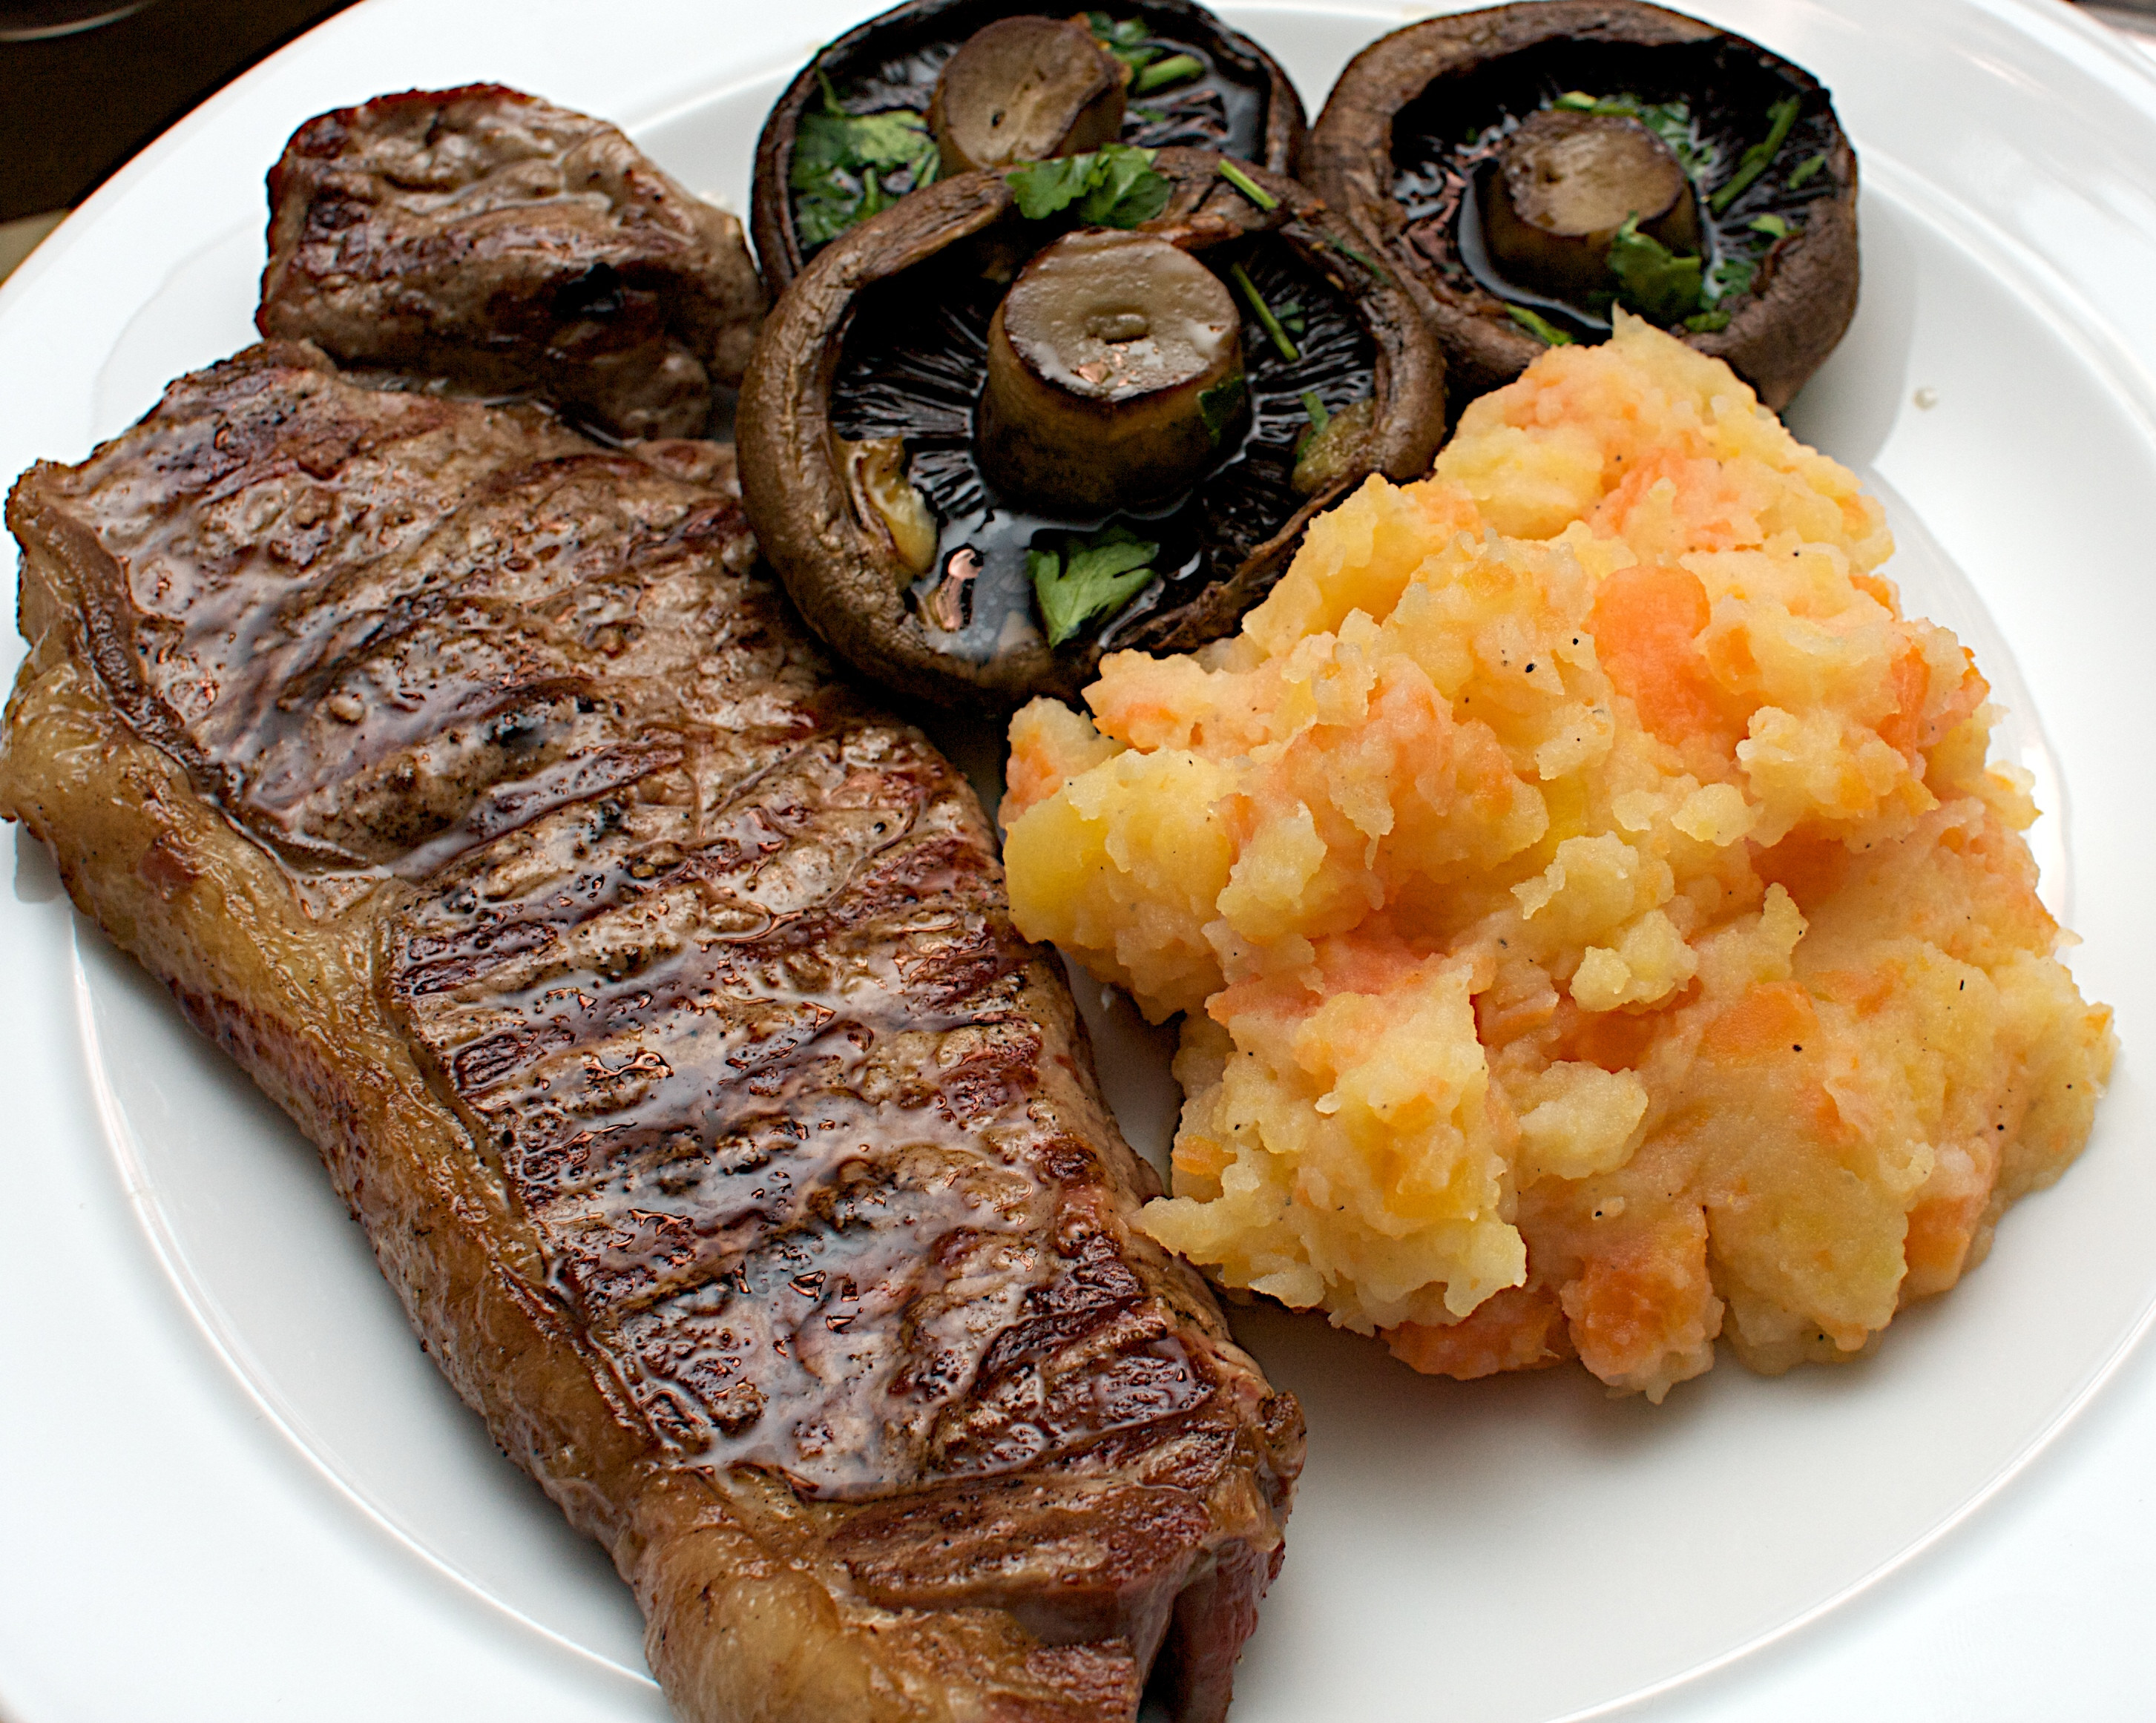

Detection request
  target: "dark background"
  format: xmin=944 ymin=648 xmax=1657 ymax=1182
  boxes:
xmin=0 ymin=0 xmax=357 ymax=224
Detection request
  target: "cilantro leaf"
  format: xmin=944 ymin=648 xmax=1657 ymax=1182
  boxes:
xmin=1030 ymin=527 xmax=1159 ymax=646
xmin=1200 ymin=372 xmax=1247 ymax=445
xmin=1706 ymin=256 xmax=1755 ymax=304
xmin=1007 ymin=145 xmax=1170 ymax=228
xmin=1608 ymin=215 xmax=1705 ymax=323
xmin=1087 ymin=12 xmax=1160 ymax=73
xmin=791 ymin=105 xmax=939 ymax=245
xmin=1077 ymin=145 xmax=1172 ymax=225
xmin=1006 ymin=154 xmax=1099 ymax=220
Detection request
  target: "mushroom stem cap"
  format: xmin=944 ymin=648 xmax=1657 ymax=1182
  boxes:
xmin=929 ymin=16 xmax=1127 ymax=177
xmin=1484 ymin=108 xmax=1699 ymax=300
xmin=979 ymin=228 xmax=1245 ymax=512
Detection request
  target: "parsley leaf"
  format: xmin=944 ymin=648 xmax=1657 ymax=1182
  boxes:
xmin=791 ymin=104 xmax=939 ymax=245
xmin=1006 ymin=144 xmax=1171 ymax=227
xmin=1200 ymin=373 xmax=1247 ymax=445
xmin=1608 ymin=215 xmax=1705 ymax=322
xmin=1006 ymin=154 xmax=1097 ymax=220
xmin=1029 ymin=527 xmax=1159 ymax=646
xmin=1086 ymin=12 xmax=1159 ymax=73
xmin=1078 ymin=144 xmax=1172 ymax=225
xmin=1706 ymin=256 xmax=1755 ymax=303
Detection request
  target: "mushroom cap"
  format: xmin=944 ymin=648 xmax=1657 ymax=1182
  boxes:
xmin=1305 ymin=0 xmax=1859 ymax=411
xmin=752 ymin=0 xmax=1309 ymax=297
xmin=737 ymin=149 xmax=1447 ymax=711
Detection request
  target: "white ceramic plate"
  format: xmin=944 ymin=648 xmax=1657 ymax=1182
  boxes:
xmin=2 ymin=4 xmax=2154 ymax=1720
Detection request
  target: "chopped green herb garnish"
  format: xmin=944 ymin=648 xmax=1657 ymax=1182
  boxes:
xmin=1707 ymin=256 xmax=1756 ymax=303
xmin=1229 ymin=263 xmax=1300 ymax=362
xmin=1712 ymin=95 xmax=1801 ymax=214
xmin=1006 ymin=144 xmax=1171 ymax=227
xmin=1076 ymin=145 xmax=1171 ymax=225
xmin=1029 ymin=525 xmax=1159 ymax=646
xmin=1134 ymin=52 xmax=1203 ymax=94
xmin=1200 ymin=372 xmax=1248 ymax=445
xmin=1787 ymin=151 xmax=1828 ymax=190
xmin=1131 ymin=105 xmax=1167 ymax=124
xmin=1608 ymin=214 xmax=1704 ymax=323
xmin=1215 ymin=159 xmax=1278 ymax=211
xmin=1315 ymin=234 xmax=1394 ymax=285
xmin=1683 ymin=308 xmax=1732 ymax=333
xmin=1008 ymin=154 xmax=1094 ymax=219
xmin=1300 ymin=389 xmax=1331 ymax=435
xmin=1505 ymin=306 xmax=1574 ymax=346
xmin=1552 ymin=93 xmax=1707 ymax=178
xmin=1749 ymin=213 xmax=1792 ymax=240
xmin=792 ymin=99 xmax=939 ymax=245
xmin=1086 ymin=12 xmax=1158 ymax=73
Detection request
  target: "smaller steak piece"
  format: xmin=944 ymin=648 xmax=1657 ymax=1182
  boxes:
xmin=260 ymin=85 xmax=766 ymax=440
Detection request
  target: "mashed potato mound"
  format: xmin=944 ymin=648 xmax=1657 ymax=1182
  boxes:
xmin=1001 ymin=312 xmax=2114 ymax=1400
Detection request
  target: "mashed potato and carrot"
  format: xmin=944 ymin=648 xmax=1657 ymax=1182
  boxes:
xmin=1001 ymin=312 xmax=2114 ymax=1400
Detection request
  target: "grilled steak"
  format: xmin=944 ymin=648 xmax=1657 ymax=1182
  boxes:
xmin=0 ymin=342 xmax=1301 ymax=1722
xmin=259 ymin=87 xmax=767 ymax=441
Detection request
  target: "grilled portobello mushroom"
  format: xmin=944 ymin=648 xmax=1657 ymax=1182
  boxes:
xmin=1307 ymin=0 xmax=1859 ymax=410
xmin=737 ymin=147 xmax=1447 ymax=711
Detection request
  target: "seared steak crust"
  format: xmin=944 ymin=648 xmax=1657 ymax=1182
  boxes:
xmin=259 ymin=87 xmax=766 ymax=440
xmin=0 ymin=344 xmax=1300 ymax=1722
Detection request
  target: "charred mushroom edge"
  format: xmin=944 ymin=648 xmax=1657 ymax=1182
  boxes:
xmin=738 ymin=149 xmax=1447 ymax=711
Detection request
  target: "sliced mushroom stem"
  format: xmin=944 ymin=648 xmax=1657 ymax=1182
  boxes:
xmin=1483 ymin=108 xmax=1699 ymax=300
xmin=929 ymin=16 xmax=1128 ymax=177
xmin=978 ymin=230 xmax=1246 ymax=513
xmin=839 ymin=435 xmax=939 ymax=575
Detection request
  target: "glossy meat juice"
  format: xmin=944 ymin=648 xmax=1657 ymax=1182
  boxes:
xmin=0 ymin=342 xmax=1301 ymax=1722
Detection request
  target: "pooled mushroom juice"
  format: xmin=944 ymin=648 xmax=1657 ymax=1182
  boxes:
xmin=1393 ymin=45 xmax=1835 ymax=345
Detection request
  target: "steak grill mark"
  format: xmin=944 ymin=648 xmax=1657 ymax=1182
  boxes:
xmin=3 ymin=332 xmax=1300 ymax=1719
